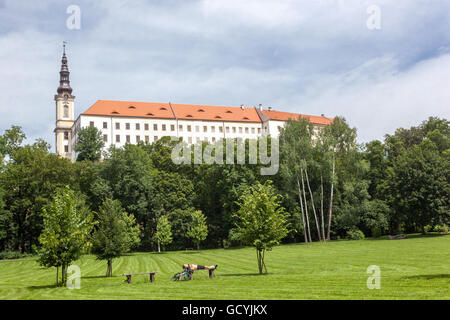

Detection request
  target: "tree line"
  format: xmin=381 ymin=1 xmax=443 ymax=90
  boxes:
xmin=0 ymin=115 xmax=448 ymax=257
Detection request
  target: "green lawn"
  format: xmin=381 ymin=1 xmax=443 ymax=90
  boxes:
xmin=0 ymin=234 xmax=448 ymax=300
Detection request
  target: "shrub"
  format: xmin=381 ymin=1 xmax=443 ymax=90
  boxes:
xmin=346 ymin=229 xmax=365 ymax=240
xmin=433 ymin=224 xmax=449 ymax=233
xmin=0 ymin=251 xmax=32 ymax=260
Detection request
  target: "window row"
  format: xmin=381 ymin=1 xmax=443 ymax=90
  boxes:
xmin=103 ymin=135 xmax=227 ymax=144
xmin=90 ymin=121 xmax=262 ymax=134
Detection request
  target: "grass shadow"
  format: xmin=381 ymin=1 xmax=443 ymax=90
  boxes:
xmin=28 ymin=284 xmax=59 ymax=290
xmin=220 ymin=273 xmax=270 ymax=277
xmin=402 ymin=274 xmax=450 ymax=280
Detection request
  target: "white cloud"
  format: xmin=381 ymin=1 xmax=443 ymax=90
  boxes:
xmin=0 ymin=0 xmax=449 ymax=148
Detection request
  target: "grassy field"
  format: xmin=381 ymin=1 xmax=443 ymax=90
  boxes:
xmin=0 ymin=234 xmax=448 ymax=300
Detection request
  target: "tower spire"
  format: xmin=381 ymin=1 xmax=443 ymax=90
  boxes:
xmin=57 ymin=41 xmax=73 ymax=95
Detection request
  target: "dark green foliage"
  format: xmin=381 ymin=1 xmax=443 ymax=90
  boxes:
xmin=75 ymin=126 xmax=105 ymax=162
xmin=91 ymin=198 xmax=140 ymax=276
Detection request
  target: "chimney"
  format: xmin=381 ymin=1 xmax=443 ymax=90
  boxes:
xmin=321 ymin=113 xmax=325 ymax=117
xmin=268 ymin=106 xmax=272 ymax=111
xmin=258 ymin=104 xmax=263 ymax=111
xmin=240 ymin=104 xmax=244 ymax=110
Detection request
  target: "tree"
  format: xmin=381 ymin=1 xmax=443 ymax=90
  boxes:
xmin=234 ymin=181 xmax=291 ymax=274
xmin=1 ymin=145 xmax=77 ymax=252
xmin=75 ymin=126 xmax=105 ymax=162
xmin=153 ymin=215 xmax=172 ymax=252
xmin=0 ymin=125 xmax=26 ymax=161
xmin=91 ymin=198 xmax=141 ymax=276
xmin=187 ymin=210 xmax=208 ymax=251
xmin=38 ymin=187 xmax=94 ymax=285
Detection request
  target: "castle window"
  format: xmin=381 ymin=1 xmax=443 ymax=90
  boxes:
xmin=239 ymin=127 xmax=243 ymax=133
xmin=251 ymin=128 xmax=255 ymax=134
xmin=211 ymin=126 xmax=215 ymax=133
xmin=203 ymin=126 xmax=207 ymax=132
xmin=245 ymin=127 xmax=249 ymax=133
xmin=153 ymin=124 xmax=158 ymax=131
xmin=90 ymin=121 xmax=94 ymax=127
xmin=103 ymin=134 xmax=108 ymax=142
xmin=116 ymin=135 xmax=120 ymax=143
xmin=136 ymin=136 xmax=141 ymax=143
xmin=136 ymin=123 xmax=140 ymax=130
xmin=126 ymin=135 xmax=130 ymax=143
xmin=103 ymin=122 xmax=108 ymax=129
xmin=232 ymin=127 xmax=236 ymax=133
xmin=64 ymin=132 xmax=69 ymax=140
xmin=63 ymin=105 xmax=69 ymax=118
xmin=162 ymin=124 xmax=166 ymax=131
xmin=219 ymin=126 xmax=223 ymax=133
xmin=179 ymin=125 xmax=183 ymax=132
xmin=64 ymin=145 xmax=69 ymax=153
xmin=187 ymin=125 xmax=191 ymax=132
xmin=145 ymin=123 xmax=149 ymax=131
xmin=126 ymin=123 xmax=130 ymax=130
xmin=116 ymin=123 xmax=120 ymax=130
xmin=154 ymin=136 xmax=158 ymax=142
xmin=195 ymin=126 xmax=200 ymax=132
xmin=171 ymin=124 xmax=175 ymax=131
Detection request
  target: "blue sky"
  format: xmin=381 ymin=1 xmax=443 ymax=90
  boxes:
xmin=0 ymin=0 xmax=449 ymax=147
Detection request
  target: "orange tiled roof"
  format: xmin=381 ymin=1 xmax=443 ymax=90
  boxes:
xmin=262 ymin=109 xmax=333 ymax=126
xmin=81 ymin=100 xmax=333 ymax=125
xmin=82 ymin=100 xmax=175 ymax=119
xmin=171 ymin=103 xmax=260 ymax=123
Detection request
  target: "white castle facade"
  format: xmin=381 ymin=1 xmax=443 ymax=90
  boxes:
xmin=54 ymin=47 xmax=333 ymax=162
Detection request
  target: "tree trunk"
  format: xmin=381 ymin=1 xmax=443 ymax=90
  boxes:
xmin=327 ymin=153 xmax=335 ymax=240
xmin=301 ymin=168 xmax=312 ymax=243
xmin=197 ymin=243 xmax=200 ymax=251
xmin=296 ymin=177 xmax=308 ymax=243
xmin=305 ymin=166 xmax=322 ymax=242
xmin=256 ymin=249 xmax=266 ymax=274
xmin=320 ymin=174 xmax=326 ymax=241
xmin=106 ymin=259 xmax=112 ymax=277
xmin=61 ymin=263 xmax=67 ymax=286
xmin=56 ymin=266 xmax=59 ymax=286
xmin=158 ymin=240 xmax=161 ymax=253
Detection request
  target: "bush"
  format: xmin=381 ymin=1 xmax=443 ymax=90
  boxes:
xmin=433 ymin=224 xmax=449 ymax=233
xmin=346 ymin=229 xmax=365 ymax=240
xmin=0 ymin=251 xmax=32 ymax=260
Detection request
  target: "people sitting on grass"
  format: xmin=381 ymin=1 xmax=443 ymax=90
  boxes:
xmin=182 ymin=264 xmax=217 ymax=271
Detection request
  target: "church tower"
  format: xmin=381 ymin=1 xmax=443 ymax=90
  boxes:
xmin=54 ymin=43 xmax=75 ymax=159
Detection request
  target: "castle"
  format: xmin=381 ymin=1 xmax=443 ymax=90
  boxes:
xmin=54 ymin=46 xmax=333 ymax=162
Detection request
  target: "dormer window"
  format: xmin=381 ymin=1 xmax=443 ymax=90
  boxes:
xmin=159 ymin=107 xmax=167 ymax=111
xmin=225 ymin=110 xmax=232 ymax=114
xmin=215 ymin=115 xmax=222 ymax=119
xmin=198 ymin=109 xmax=205 ymax=112
xmin=186 ymin=114 xmax=193 ymax=118
xmin=128 ymin=106 xmax=136 ymax=109
xmin=111 ymin=111 xmax=119 ymax=114
xmin=243 ymin=117 xmax=249 ymax=120
xmin=146 ymin=113 xmax=154 ymax=116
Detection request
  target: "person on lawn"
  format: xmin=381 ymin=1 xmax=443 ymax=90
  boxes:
xmin=182 ymin=264 xmax=217 ymax=271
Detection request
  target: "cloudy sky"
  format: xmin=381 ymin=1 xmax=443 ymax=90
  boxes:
xmin=0 ymin=0 xmax=449 ymax=148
